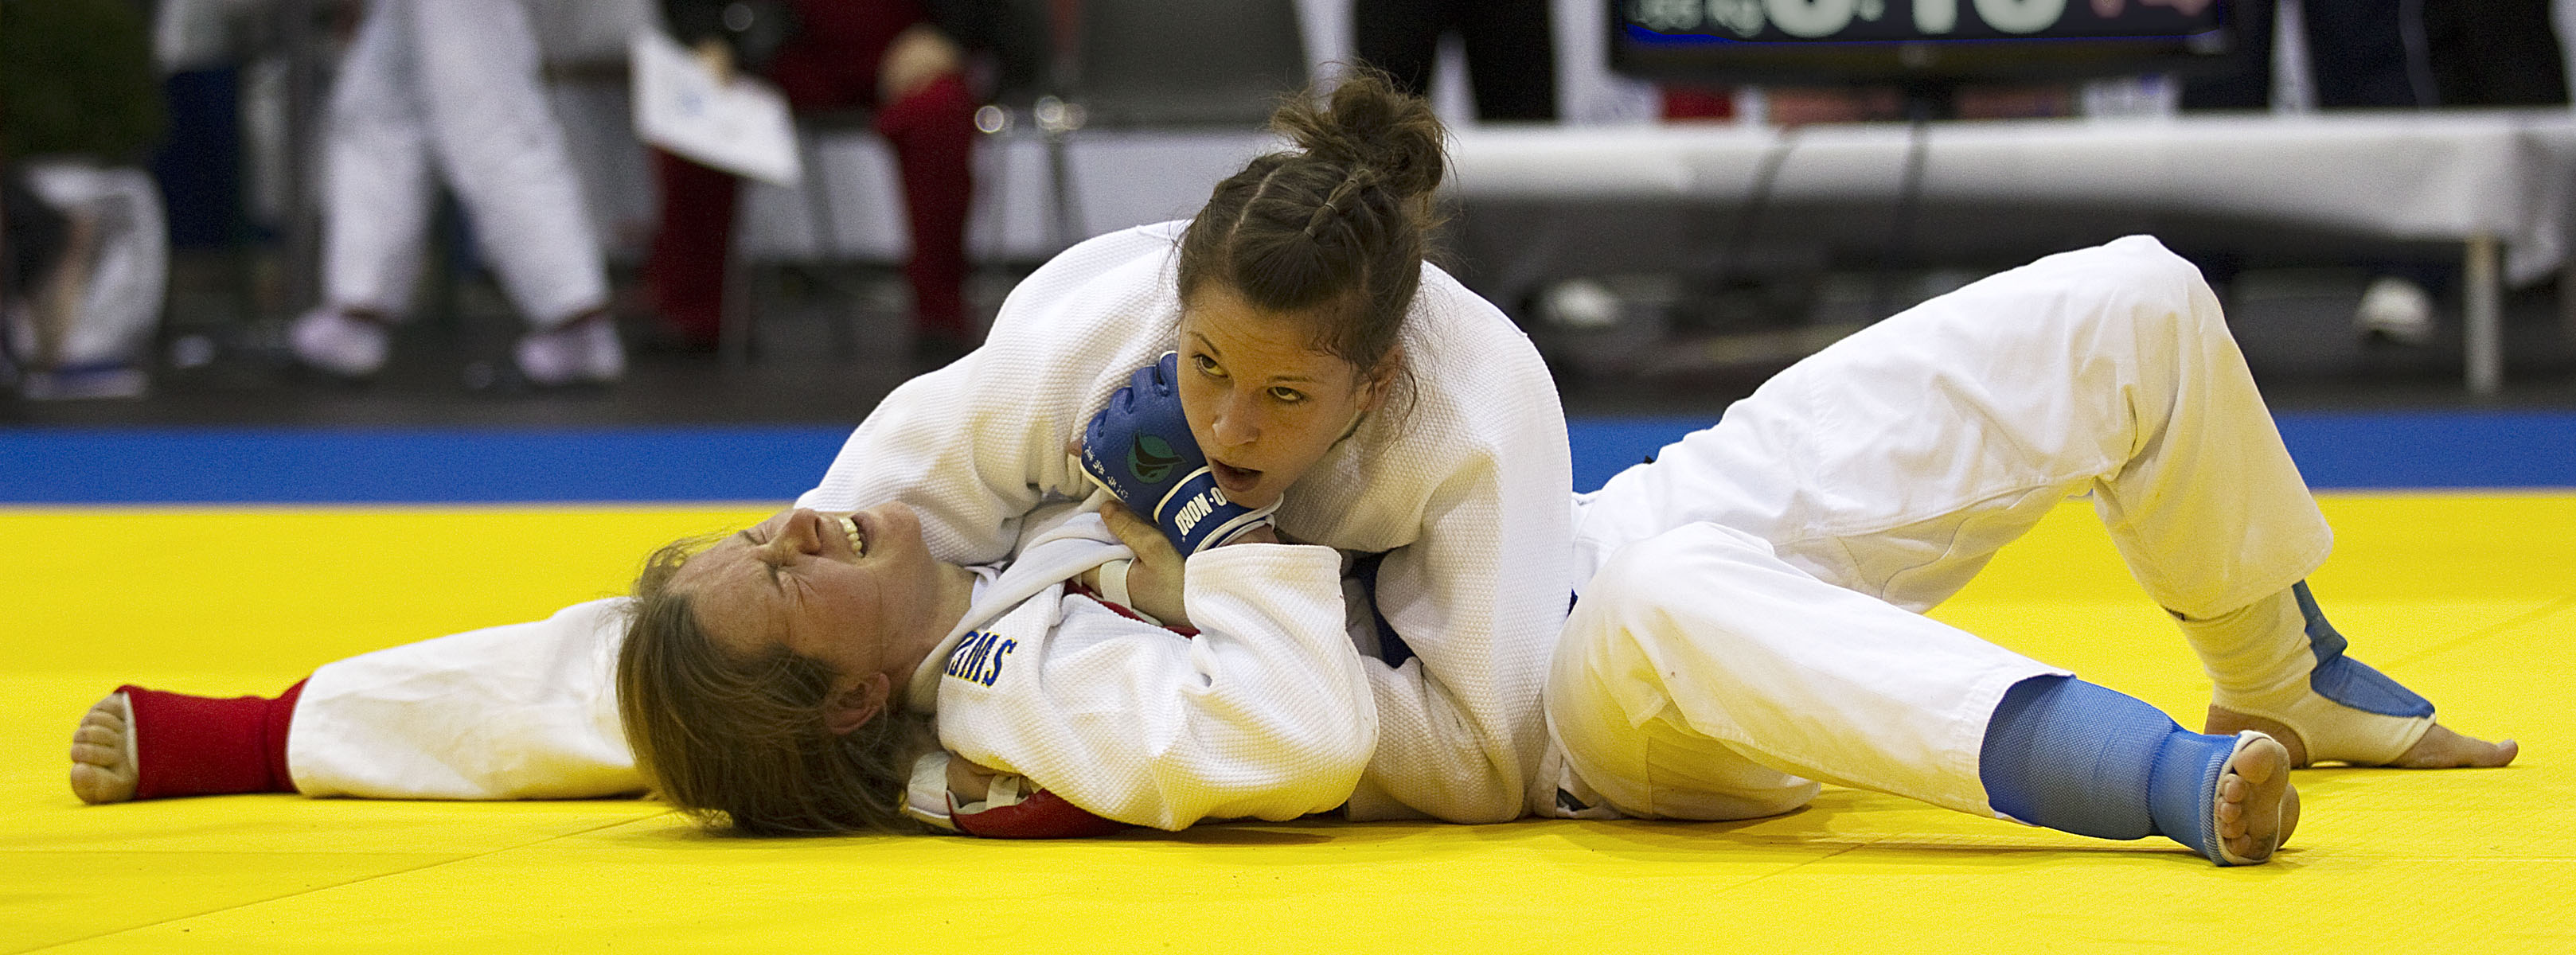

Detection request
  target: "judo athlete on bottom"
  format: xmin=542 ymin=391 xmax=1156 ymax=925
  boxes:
xmin=71 ymin=237 xmax=2515 ymax=865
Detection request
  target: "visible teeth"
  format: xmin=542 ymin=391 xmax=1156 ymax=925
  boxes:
xmin=838 ymin=515 xmax=864 ymax=555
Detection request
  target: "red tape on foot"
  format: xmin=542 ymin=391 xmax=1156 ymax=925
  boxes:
xmin=122 ymin=680 xmax=305 ymax=800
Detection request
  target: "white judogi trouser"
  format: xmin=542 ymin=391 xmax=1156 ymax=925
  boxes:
xmin=321 ymin=0 xmax=606 ymax=328
xmin=1548 ymin=236 xmax=2333 ymax=821
xmin=288 ymin=598 xmax=640 ymax=799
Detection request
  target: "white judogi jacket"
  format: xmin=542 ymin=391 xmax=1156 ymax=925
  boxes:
xmin=800 ymin=221 xmax=1574 ymax=823
xmin=907 ymin=504 xmax=1373 ymax=829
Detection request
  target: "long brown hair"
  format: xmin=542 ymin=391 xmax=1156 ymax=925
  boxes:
xmin=615 ymin=535 xmax=935 ymax=836
xmin=1176 ymin=68 xmax=1447 ymax=387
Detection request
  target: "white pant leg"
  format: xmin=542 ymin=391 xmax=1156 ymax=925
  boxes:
xmin=17 ymin=164 xmax=166 ymax=366
xmin=320 ymin=2 xmax=440 ymax=318
xmin=319 ymin=1 xmax=438 ymax=316
xmin=1571 ymin=235 xmax=2330 ymax=618
xmin=405 ymin=0 xmax=606 ymax=328
xmin=288 ymin=598 xmax=642 ymax=800
xmin=1549 ymin=524 xmax=2061 ymax=819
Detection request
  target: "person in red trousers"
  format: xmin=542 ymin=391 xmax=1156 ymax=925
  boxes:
xmin=650 ymin=0 xmax=997 ymax=359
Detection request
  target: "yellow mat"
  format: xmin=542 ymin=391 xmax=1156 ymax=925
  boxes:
xmin=5 ymin=496 xmax=2569 ymax=953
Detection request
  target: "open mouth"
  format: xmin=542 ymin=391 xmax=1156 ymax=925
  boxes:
xmin=837 ymin=514 xmax=867 ymax=557
xmin=1208 ymin=459 xmax=1262 ymax=496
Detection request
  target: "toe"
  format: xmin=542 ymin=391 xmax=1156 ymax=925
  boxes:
xmin=68 ymin=762 xmax=136 ymax=805
xmin=82 ymin=712 xmax=127 ymax=738
xmin=2231 ymin=738 xmax=2285 ymax=785
xmin=2393 ymin=724 xmax=2519 ymax=768
xmin=72 ymin=723 xmax=124 ymax=753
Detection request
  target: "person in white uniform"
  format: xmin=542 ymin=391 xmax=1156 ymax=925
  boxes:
xmin=286 ymin=0 xmax=624 ymax=386
xmin=69 ymin=72 xmax=1575 ymax=828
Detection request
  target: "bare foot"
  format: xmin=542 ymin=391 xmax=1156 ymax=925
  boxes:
xmin=2207 ymin=705 xmax=2518 ymax=769
xmin=68 ymin=692 xmax=139 ymax=804
xmin=2211 ymin=733 xmax=2294 ymax=864
xmin=2385 ymin=723 xmax=2519 ymax=768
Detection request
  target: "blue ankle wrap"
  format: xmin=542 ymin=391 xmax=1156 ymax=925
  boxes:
xmin=2293 ymin=582 xmax=2434 ymax=719
xmin=1981 ymin=676 xmax=2237 ymax=860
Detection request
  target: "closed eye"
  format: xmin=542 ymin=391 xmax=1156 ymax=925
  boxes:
xmin=732 ymin=529 xmax=785 ymax=589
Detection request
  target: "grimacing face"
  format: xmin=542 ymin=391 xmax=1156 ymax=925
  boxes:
xmin=668 ymin=502 xmax=948 ymax=731
xmin=1174 ymin=284 xmax=1393 ymax=512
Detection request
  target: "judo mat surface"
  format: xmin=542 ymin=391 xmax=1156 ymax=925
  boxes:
xmin=5 ymin=426 xmax=2571 ymax=952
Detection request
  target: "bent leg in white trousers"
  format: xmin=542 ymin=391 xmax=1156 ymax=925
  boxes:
xmin=1552 ymin=236 xmax=2333 ymax=819
xmin=1570 ymin=235 xmax=2329 ymax=618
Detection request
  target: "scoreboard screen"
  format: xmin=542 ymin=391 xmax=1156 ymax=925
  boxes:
xmin=1612 ymin=0 xmax=2238 ymax=85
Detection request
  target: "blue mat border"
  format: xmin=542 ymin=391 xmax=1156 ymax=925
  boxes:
xmin=2 ymin=411 xmax=2570 ymax=505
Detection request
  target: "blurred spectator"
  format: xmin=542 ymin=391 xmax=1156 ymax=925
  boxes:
xmin=1352 ymin=0 xmax=1558 ymax=121
xmin=647 ymin=0 xmax=1023 ymax=361
xmin=1 ymin=0 xmax=170 ymax=400
xmin=288 ymin=0 xmax=626 ymax=386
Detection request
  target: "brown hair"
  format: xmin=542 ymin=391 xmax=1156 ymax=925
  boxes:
xmin=1176 ymin=68 xmax=1448 ymax=381
xmin=615 ymin=535 xmax=935 ymax=836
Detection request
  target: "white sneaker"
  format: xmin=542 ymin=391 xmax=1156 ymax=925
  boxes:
xmin=2354 ymin=276 xmax=2436 ymax=345
xmin=514 ymin=316 xmax=625 ymax=387
xmin=289 ymin=307 xmax=390 ymax=377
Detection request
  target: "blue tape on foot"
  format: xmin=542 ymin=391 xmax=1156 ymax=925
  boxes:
xmin=1982 ymin=676 xmax=2160 ymax=841
xmin=2293 ymin=583 xmax=2435 ymax=719
xmin=2144 ymin=728 xmax=2235 ymax=865
xmin=1981 ymin=676 xmax=2236 ymax=862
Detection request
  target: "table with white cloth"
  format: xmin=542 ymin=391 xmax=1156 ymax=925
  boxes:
xmin=1442 ymin=111 xmax=2576 ymax=395
xmin=748 ymin=111 xmax=2576 ymax=393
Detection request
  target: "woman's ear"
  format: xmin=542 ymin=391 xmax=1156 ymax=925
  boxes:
xmin=1359 ymin=345 xmax=1404 ymax=414
xmin=822 ymin=672 xmax=892 ymax=735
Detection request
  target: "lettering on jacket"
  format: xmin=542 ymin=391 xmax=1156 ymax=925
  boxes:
xmin=943 ymin=630 xmax=1017 ymax=688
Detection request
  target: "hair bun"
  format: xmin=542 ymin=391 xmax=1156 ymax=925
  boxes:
xmin=1270 ymin=67 xmax=1447 ymax=205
